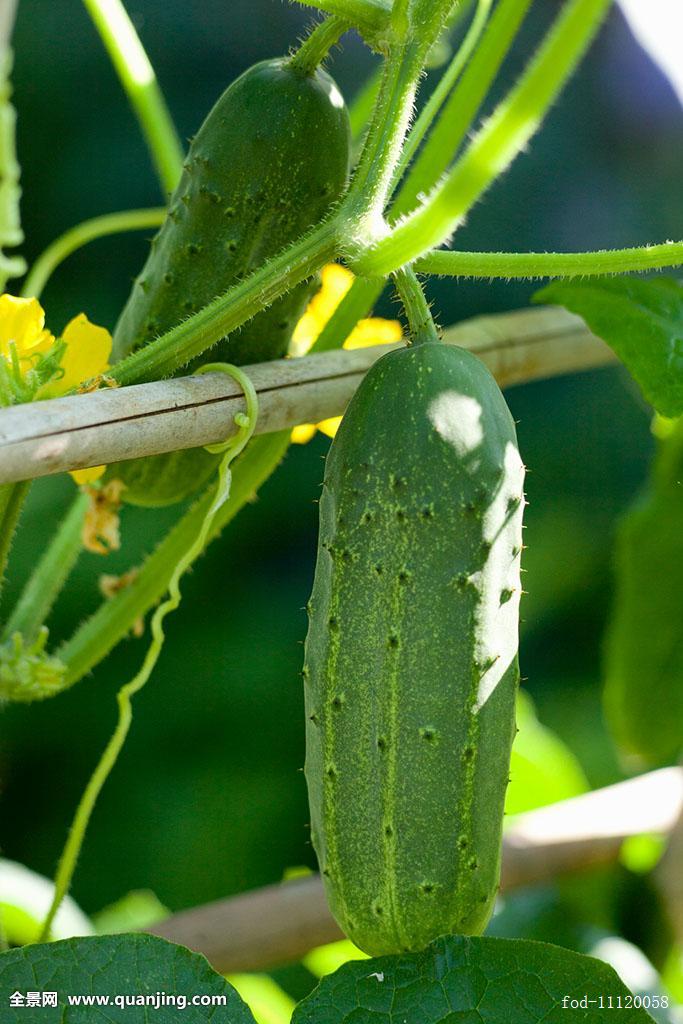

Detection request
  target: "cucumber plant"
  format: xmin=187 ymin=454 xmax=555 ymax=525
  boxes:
xmin=1 ymin=0 xmax=683 ymax=1019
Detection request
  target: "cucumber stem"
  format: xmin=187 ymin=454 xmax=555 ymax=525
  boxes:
xmin=288 ymin=16 xmax=349 ymax=76
xmin=393 ymin=0 xmax=533 ymax=217
xmin=393 ymin=266 xmax=439 ymax=345
xmin=389 ymin=0 xmax=494 ymax=200
xmin=110 ymin=218 xmax=340 ymax=385
xmin=415 ymin=242 xmax=683 ymax=279
xmin=352 ymin=0 xmax=614 ymax=276
xmin=56 ymin=432 xmax=290 ymax=689
xmin=0 ymin=481 xmax=30 ymax=610
xmin=1 ymin=493 xmax=88 ymax=644
xmin=39 ymin=365 xmax=259 ymax=942
xmin=294 ymin=0 xmax=391 ymax=40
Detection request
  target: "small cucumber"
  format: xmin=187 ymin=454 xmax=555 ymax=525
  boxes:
xmin=109 ymin=58 xmax=351 ymax=506
xmin=303 ymin=341 xmax=525 ymax=955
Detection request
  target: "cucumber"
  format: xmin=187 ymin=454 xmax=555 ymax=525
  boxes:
xmin=109 ymin=58 xmax=351 ymax=506
xmin=303 ymin=340 xmax=525 ymax=955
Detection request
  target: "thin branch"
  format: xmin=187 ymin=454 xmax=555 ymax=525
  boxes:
xmin=414 ymin=242 xmax=683 ymax=279
xmin=145 ymin=767 xmax=683 ymax=973
xmin=0 ymin=306 xmax=614 ymax=485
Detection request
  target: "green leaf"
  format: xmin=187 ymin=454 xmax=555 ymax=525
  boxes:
xmin=0 ymin=934 xmax=257 ymax=1023
xmin=292 ymin=934 xmax=656 ymax=1022
xmin=506 ymin=692 xmax=588 ymax=815
xmin=603 ymin=416 xmax=683 ymax=764
xmin=534 ymin=277 xmax=683 ymax=418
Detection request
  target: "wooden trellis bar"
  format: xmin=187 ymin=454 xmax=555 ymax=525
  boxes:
xmin=0 ymin=306 xmax=614 ymax=485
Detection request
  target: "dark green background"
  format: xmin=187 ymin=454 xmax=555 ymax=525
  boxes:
xmin=1 ymin=0 xmax=681 ymax=959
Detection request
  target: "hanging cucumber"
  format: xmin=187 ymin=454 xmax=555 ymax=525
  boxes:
xmin=303 ymin=340 xmax=525 ymax=956
xmin=108 ymin=57 xmax=351 ymax=506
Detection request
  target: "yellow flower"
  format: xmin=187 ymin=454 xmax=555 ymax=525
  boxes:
xmin=0 ymin=294 xmax=112 ymax=484
xmin=0 ymin=294 xmax=54 ymax=364
xmin=41 ymin=313 xmax=112 ymax=398
xmin=289 ymin=265 xmax=402 ymax=442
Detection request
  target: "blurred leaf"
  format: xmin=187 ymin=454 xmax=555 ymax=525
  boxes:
xmin=292 ymin=934 xmax=656 ymax=1022
xmin=0 ymin=934 xmax=256 ymax=1022
xmin=534 ymin=277 xmax=683 ymax=418
xmin=506 ymin=692 xmax=588 ymax=815
xmin=603 ymin=417 xmax=683 ymax=765
xmin=227 ymin=974 xmax=295 ymax=1024
xmin=92 ymin=890 xmax=169 ymax=934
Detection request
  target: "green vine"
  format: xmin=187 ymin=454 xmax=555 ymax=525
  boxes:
xmin=39 ymin=362 xmax=259 ymax=940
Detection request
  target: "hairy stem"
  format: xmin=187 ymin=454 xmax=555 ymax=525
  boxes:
xmin=0 ymin=481 xmax=30 ymax=609
xmin=393 ymin=266 xmax=439 ymax=344
xmin=40 ymin=365 xmax=258 ymax=942
xmin=0 ymin=1 xmax=19 ymax=52
xmin=21 ymin=208 xmax=166 ymax=300
xmin=83 ymin=0 xmax=184 ymax=195
xmin=1 ymin=493 xmax=88 ymax=643
xmin=56 ymin=432 xmax=289 ymax=688
xmin=294 ymin=0 xmax=391 ymax=38
xmin=415 ymin=242 xmax=683 ymax=279
xmin=353 ymin=0 xmax=614 ymax=276
xmin=346 ymin=40 xmax=426 ymax=226
xmin=393 ymin=0 xmax=532 ymax=217
xmin=110 ymin=219 xmax=340 ymax=385
xmin=390 ymin=0 xmax=494 ymax=199
xmin=288 ymin=16 xmax=349 ymax=76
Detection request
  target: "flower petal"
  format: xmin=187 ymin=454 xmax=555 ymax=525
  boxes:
xmin=289 ymin=263 xmax=355 ymax=358
xmin=290 ymin=423 xmax=318 ymax=445
xmin=70 ymin=465 xmax=106 ymax=486
xmin=59 ymin=313 xmax=112 ymax=393
xmin=343 ymin=317 xmax=402 ymax=350
xmin=317 ymin=416 xmax=342 ymax=439
xmin=0 ymin=294 xmax=52 ymax=359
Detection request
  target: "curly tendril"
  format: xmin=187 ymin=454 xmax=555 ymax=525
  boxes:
xmin=39 ymin=364 xmax=258 ymax=941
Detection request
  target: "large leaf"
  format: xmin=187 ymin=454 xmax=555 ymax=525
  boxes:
xmin=603 ymin=417 xmax=683 ymax=764
xmin=292 ymin=934 xmax=656 ymax=1022
xmin=534 ymin=277 xmax=683 ymax=418
xmin=0 ymin=933 xmax=256 ymax=1023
